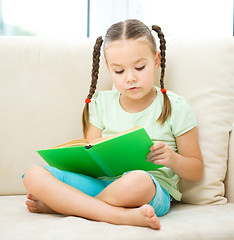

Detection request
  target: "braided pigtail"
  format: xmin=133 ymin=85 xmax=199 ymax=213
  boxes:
xmin=152 ymin=25 xmax=171 ymax=125
xmin=82 ymin=36 xmax=103 ymax=136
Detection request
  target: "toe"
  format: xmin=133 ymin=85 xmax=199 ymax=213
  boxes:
xmin=27 ymin=206 xmax=40 ymax=213
xmin=26 ymin=199 xmax=37 ymax=208
xmin=26 ymin=200 xmax=40 ymax=213
xmin=27 ymin=193 xmax=32 ymax=199
xmin=144 ymin=206 xmax=161 ymax=230
xmin=153 ymin=218 xmax=161 ymax=230
xmin=27 ymin=193 xmax=38 ymax=202
xmin=150 ymin=216 xmax=161 ymax=230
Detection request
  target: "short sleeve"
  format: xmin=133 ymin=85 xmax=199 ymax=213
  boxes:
xmin=89 ymin=92 xmax=105 ymax=130
xmin=170 ymin=96 xmax=197 ymax=137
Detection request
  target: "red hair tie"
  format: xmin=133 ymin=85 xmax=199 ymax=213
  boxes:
xmin=85 ymin=98 xmax=91 ymax=104
xmin=161 ymin=88 xmax=167 ymax=94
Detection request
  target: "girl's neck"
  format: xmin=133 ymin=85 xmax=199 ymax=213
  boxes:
xmin=119 ymin=87 xmax=157 ymax=113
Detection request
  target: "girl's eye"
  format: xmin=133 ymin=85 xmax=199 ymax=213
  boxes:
xmin=115 ymin=70 xmax=124 ymax=74
xmin=136 ymin=65 xmax=145 ymax=71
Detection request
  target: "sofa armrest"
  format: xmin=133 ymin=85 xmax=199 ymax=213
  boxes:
xmin=224 ymin=123 xmax=234 ymax=203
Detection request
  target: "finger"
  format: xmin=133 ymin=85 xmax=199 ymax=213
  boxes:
xmin=152 ymin=159 xmax=165 ymax=166
xmin=147 ymin=148 xmax=165 ymax=159
xmin=147 ymin=152 xmax=165 ymax=162
xmin=150 ymin=141 xmax=165 ymax=151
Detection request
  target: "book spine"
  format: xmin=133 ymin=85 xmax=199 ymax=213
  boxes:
xmin=87 ymin=147 xmax=115 ymax=178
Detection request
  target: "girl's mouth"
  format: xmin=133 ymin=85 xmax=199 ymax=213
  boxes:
xmin=128 ymin=87 xmax=140 ymax=91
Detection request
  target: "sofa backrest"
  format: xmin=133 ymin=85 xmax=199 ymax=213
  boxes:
xmin=0 ymin=38 xmax=112 ymax=195
xmin=0 ymin=36 xmax=233 ymax=205
xmin=165 ymin=36 xmax=234 ymax=204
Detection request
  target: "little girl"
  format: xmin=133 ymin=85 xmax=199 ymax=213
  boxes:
xmin=23 ymin=19 xmax=203 ymax=230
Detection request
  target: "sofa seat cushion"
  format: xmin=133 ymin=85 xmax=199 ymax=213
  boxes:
xmin=1 ymin=195 xmax=234 ymax=240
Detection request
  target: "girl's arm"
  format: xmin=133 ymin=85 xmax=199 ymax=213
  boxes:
xmin=147 ymin=127 xmax=204 ymax=182
xmin=84 ymin=123 xmax=103 ymax=143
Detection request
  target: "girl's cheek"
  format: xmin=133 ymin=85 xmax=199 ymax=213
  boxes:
xmin=113 ymin=82 xmax=122 ymax=92
xmin=113 ymin=79 xmax=123 ymax=89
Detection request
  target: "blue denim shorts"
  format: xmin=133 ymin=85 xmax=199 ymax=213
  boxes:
xmin=41 ymin=165 xmax=171 ymax=217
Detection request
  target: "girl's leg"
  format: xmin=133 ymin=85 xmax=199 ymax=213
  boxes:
xmin=23 ymin=165 xmax=160 ymax=229
xmin=96 ymin=170 xmax=156 ymax=207
xmin=25 ymin=166 xmax=107 ymax=214
xmin=97 ymin=171 xmax=171 ymax=217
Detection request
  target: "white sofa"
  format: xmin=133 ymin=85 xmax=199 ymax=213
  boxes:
xmin=0 ymin=36 xmax=234 ymax=240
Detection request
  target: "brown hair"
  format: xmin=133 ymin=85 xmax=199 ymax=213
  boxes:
xmin=82 ymin=36 xmax=103 ymax=136
xmin=82 ymin=19 xmax=171 ymax=136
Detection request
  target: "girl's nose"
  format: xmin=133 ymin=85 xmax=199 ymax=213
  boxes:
xmin=126 ymin=70 xmax=136 ymax=83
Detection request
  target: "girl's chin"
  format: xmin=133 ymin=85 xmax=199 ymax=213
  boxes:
xmin=122 ymin=87 xmax=156 ymax=101
xmin=123 ymin=93 xmax=145 ymax=101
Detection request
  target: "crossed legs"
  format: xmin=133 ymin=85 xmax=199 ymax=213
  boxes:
xmin=23 ymin=165 xmax=160 ymax=229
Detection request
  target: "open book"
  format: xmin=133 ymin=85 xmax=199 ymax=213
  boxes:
xmin=37 ymin=126 xmax=163 ymax=178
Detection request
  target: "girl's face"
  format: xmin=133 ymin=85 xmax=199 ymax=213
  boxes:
xmin=105 ymin=38 xmax=160 ymax=101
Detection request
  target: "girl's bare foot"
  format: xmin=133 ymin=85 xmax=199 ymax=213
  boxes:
xmin=25 ymin=193 xmax=57 ymax=214
xmin=25 ymin=194 xmax=160 ymax=229
xmin=124 ymin=204 xmax=161 ymax=230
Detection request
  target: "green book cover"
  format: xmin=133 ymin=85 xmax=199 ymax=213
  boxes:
xmin=37 ymin=127 xmax=163 ymax=178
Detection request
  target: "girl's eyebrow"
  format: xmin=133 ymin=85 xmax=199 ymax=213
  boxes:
xmin=110 ymin=58 xmax=146 ymax=67
xmin=110 ymin=63 xmax=122 ymax=67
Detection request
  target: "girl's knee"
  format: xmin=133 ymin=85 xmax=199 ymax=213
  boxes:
xmin=124 ymin=170 xmax=153 ymax=186
xmin=120 ymin=170 xmax=156 ymax=200
xmin=23 ymin=165 xmax=48 ymax=189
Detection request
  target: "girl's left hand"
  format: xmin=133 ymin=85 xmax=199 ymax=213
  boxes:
xmin=147 ymin=141 xmax=177 ymax=168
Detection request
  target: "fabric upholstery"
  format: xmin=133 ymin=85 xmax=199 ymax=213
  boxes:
xmin=225 ymin=124 xmax=234 ymax=202
xmin=0 ymin=36 xmax=234 ymax=240
xmin=1 ymin=195 xmax=234 ymax=240
xmin=0 ymin=37 xmax=233 ymax=205
xmin=164 ymin=37 xmax=234 ymax=204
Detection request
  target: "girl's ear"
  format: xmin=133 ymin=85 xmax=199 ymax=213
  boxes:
xmin=155 ymin=52 xmax=161 ymax=70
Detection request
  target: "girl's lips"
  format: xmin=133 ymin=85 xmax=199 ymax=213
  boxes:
xmin=128 ymin=87 xmax=140 ymax=91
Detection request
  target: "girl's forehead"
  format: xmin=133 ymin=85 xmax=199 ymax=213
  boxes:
xmin=104 ymin=38 xmax=155 ymax=60
xmin=105 ymin=38 xmax=150 ymax=50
